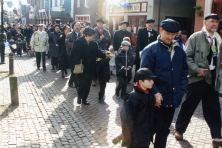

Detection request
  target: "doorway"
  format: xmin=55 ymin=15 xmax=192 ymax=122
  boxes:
xmin=128 ymin=15 xmax=147 ymax=36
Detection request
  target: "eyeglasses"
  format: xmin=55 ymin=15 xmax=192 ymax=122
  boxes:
xmin=207 ymin=20 xmax=219 ymax=24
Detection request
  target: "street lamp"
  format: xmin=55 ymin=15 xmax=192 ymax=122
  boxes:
xmin=60 ymin=6 xmax=65 ymax=24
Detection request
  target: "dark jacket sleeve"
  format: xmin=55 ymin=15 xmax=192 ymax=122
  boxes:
xmin=95 ymin=42 xmax=105 ymax=58
xmin=140 ymin=47 xmax=159 ymax=94
xmin=115 ymin=52 xmax=124 ymax=69
xmin=128 ymin=54 xmax=134 ymax=68
xmin=71 ymin=40 xmax=81 ymax=69
xmin=180 ymin=51 xmax=189 ymax=91
xmin=136 ymin=29 xmax=143 ymax=52
xmin=120 ymin=94 xmax=139 ymax=147
xmin=113 ymin=32 xmax=118 ymax=51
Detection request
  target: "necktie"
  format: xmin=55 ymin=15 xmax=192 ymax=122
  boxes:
xmin=208 ymin=36 xmax=214 ymax=47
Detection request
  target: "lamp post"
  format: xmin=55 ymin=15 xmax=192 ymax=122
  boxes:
xmin=0 ymin=0 xmax=5 ymax=64
xmin=60 ymin=6 xmax=65 ymax=24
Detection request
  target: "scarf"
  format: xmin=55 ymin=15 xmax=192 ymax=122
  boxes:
xmin=135 ymin=82 xmax=149 ymax=94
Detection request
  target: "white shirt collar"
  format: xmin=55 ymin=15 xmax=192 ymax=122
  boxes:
xmin=147 ymin=28 xmax=152 ymax=31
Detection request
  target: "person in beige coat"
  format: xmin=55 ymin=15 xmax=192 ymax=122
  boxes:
xmin=30 ymin=24 xmax=49 ymax=71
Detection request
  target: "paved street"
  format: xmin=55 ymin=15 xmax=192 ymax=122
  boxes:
xmin=0 ymin=47 xmax=222 ymax=148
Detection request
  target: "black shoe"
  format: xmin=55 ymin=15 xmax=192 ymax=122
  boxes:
xmin=61 ymin=71 xmax=65 ymax=78
xmin=64 ymin=70 xmax=67 ymax=75
xmin=68 ymin=84 xmax=75 ymax=88
xmin=77 ymin=98 xmax=81 ymax=104
xmin=51 ymin=66 xmax=55 ymax=71
xmin=82 ymin=100 xmax=90 ymax=105
xmin=37 ymin=67 xmax=40 ymax=70
xmin=43 ymin=68 xmax=46 ymax=71
xmin=99 ymin=98 xmax=105 ymax=104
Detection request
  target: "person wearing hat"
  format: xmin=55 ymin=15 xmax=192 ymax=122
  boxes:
xmin=92 ymin=18 xmax=111 ymax=86
xmin=174 ymin=14 xmax=222 ymax=147
xmin=115 ymin=41 xmax=134 ymax=99
xmin=85 ymin=22 xmax=91 ymax=28
xmin=135 ymin=19 xmax=158 ymax=72
xmin=15 ymin=36 xmax=23 ymax=56
xmin=140 ymin=18 xmax=188 ymax=148
xmin=113 ymin=21 xmax=131 ymax=54
xmin=177 ymin=30 xmax=188 ymax=50
xmin=30 ymin=24 xmax=49 ymax=71
xmin=48 ymin=25 xmax=61 ymax=71
xmin=119 ymin=68 xmax=161 ymax=148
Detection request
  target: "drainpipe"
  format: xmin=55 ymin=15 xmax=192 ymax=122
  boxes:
xmin=157 ymin=0 xmax=161 ymax=34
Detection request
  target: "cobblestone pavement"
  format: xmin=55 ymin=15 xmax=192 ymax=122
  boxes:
xmin=0 ymin=47 xmax=222 ymax=148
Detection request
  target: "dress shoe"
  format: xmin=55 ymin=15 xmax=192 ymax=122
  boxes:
xmin=37 ymin=67 xmax=40 ymax=70
xmin=68 ymin=84 xmax=75 ymax=88
xmin=64 ymin=70 xmax=67 ymax=75
xmin=174 ymin=130 xmax=183 ymax=140
xmin=43 ymin=67 xmax=46 ymax=71
xmin=61 ymin=71 xmax=65 ymax=78
xmin=99 ymin=98 xmax=105 ymax=104
xmin=82 ymin=100 xmax=90 ymax=105
xmin=77 ymin=98 xmax=81 ymax=104
xmin=212 ymin=140 xmax=222 ymax=148
xmin=92 ymin=81 xmax=97 ymax=86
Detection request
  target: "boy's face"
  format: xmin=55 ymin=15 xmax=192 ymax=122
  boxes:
xmin=122 ymin=45 xmax=129 ymax=51
xmin=140 ymin=79 xmax=154 ymax=89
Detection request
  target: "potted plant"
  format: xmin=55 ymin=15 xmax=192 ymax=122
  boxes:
xmin=194 ymin=5 xmax=203 ymax=16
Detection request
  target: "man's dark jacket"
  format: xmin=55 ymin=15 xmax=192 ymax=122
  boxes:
xmin=71 ymin=36 xmax=105 ymax=76
xmin=24 ymin=28 xmax=34 ymax=42
xmin=113 ymin=30 xmax=131 ymax=51
xmin=140 ymin=37 xmax=188 ymax=108
xmin=121 ymin=86 xmax=155 ymax=147
xmin=135 ymin=28 xmax=157 ymax=68
xmin=94 ymin=28 xmax=110 ymax=50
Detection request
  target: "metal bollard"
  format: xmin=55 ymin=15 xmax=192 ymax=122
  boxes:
xmin=9 ymin=52 xmax=14 ymax=75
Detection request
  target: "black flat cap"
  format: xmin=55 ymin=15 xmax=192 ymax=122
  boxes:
xmin=146 ymin=19 xmax=155 ymax=23
xmin=134 ymin=68 xmax=157 ymax=82
xmin=204 ymin=13 xmax=219 ymax=20
xmin=55 ymin=19 xmax=61 ymax=24
xmin=160 ymin=19 xmax=180 ymax=33
xmin=96 ymin=18 xmax=104 ymax=24
xmin=86 ymin=22 xmax=91 ymax=26
xmin=181 ymin=30 xmax=188 ymax=35
xmin=120 ymin=21 xmax=129 ymax=26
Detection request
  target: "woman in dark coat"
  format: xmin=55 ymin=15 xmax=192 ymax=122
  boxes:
xmin=71 ymin=28 xmax=105 ymax=105
xmin=57 ymin=25 xmax=70 ymax=78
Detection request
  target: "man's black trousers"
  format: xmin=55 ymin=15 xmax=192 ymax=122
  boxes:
xmin=175 ymin=80 xmax=221 ymax=139
xmin=36 ymin=52 xmax=46 ymax=68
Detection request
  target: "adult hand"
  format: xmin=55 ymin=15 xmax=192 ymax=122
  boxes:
xmin=114 ymin=51 xmax=118 ymax=54
xmin=56 ymin=44 xmax=58 ymax=46
xmin=124 ymin=67 xmax=127 ymax=70
xmin=155 ymin=93 xmax=163 ymax=107
xmin=127 ymin=67 xmax=130 ymax=70
xmin=100 ymin=35 xmax=104 ymax=40
xmin=60 ymin=35 xmax=63 ymax=38
xmin=197 ymin=68 xmax=208 ymax=77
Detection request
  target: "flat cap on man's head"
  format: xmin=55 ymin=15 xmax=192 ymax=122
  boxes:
xmin=120 ymin=21 xmax=129 ymax=26
xmin=146 ymin=19 xmax=155 ymax=23
xmin=204 ymin=13 xmax=219 ymax=20
xmin=160 ymin=19 xmax=180 ymax=33
xmin=134 ymin=68 xmax=157 ymax=82
xmin=181 ymin=30 xmax=188 ymax=35
xmin=96 ymin=18 xmax=104 ymax=24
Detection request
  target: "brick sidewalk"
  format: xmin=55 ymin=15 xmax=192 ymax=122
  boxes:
xmin=0 ymin=49 xmax=221 ymax=148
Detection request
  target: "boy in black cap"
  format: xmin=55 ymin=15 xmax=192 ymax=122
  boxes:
xmin=119 ymin=68 xmax=161 ymax=148
xmin=140 ymin=18 xmax=188 ymax=148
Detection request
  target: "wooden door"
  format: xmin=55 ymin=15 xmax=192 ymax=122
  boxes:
xmin=128 ymin=15 xmax=147 ymax=36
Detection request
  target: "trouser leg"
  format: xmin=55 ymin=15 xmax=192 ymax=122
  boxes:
xmin=154 ymin=107 xmax=175 ymax=148
xmin=99 ymin=80 xmax=106 ymax=99
xmin=202 ymin=85 xmax=221 ymax=139
xmin=116 ymin=76 xmax=124 ymax=94
xmin=36 ymin=52 xmax=41 ymax=68
xmin=120 ymin=76 xmax=128 ymax=97
xmin=42 ymin=52 xmax=46 ymax=68
xmin=175 ymin=80 xmax=206 ymax=135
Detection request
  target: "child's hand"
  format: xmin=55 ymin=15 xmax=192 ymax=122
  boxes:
xmin=127 ymin=67 xmax=130 ymax=70
xmin=124 ymin=67 xmax=127 ymax=70
xmin=155 ymin=93 xmax=163 ymax=107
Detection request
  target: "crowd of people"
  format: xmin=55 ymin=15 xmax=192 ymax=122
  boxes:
xmin=0 ymin=13 xmax=222 ymax=148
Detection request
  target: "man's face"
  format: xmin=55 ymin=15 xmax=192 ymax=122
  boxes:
xmin=14 ymin=25 xmax=18 ymax=29
xmin=73 ymin=23 xmax=81 ymax=32
xmin=204 ymin=18 xmax=219 ymax=33
xmin=160 ymin=28 xmax=177 ymax=45
xmin=97 ymin=22 xmax=103 ymax=28
xmin=121 ymin=24 xmax=127 ymax=31
xmin=38 ymin=26 xmax=43 ymax=31
xmin=146 ymin=23 xmax=154 ymax=30
xmin=85 ymin=34 xmax=95 ymax=41
xmin=55 ymin=27 xmax=60 ymax=32
xmin=181 ymin=34 xmax=187 ymax=40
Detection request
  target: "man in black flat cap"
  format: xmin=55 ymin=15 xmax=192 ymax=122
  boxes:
xmin=140 ymin=18 xmax=188 ymax=148
xmin=113 ymin=21 xmax=131 ymax=54
xmin=135 ymin=19 xmax=158 ymax=72
xmin=174 ymin=13 xmax=222 ymax=147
